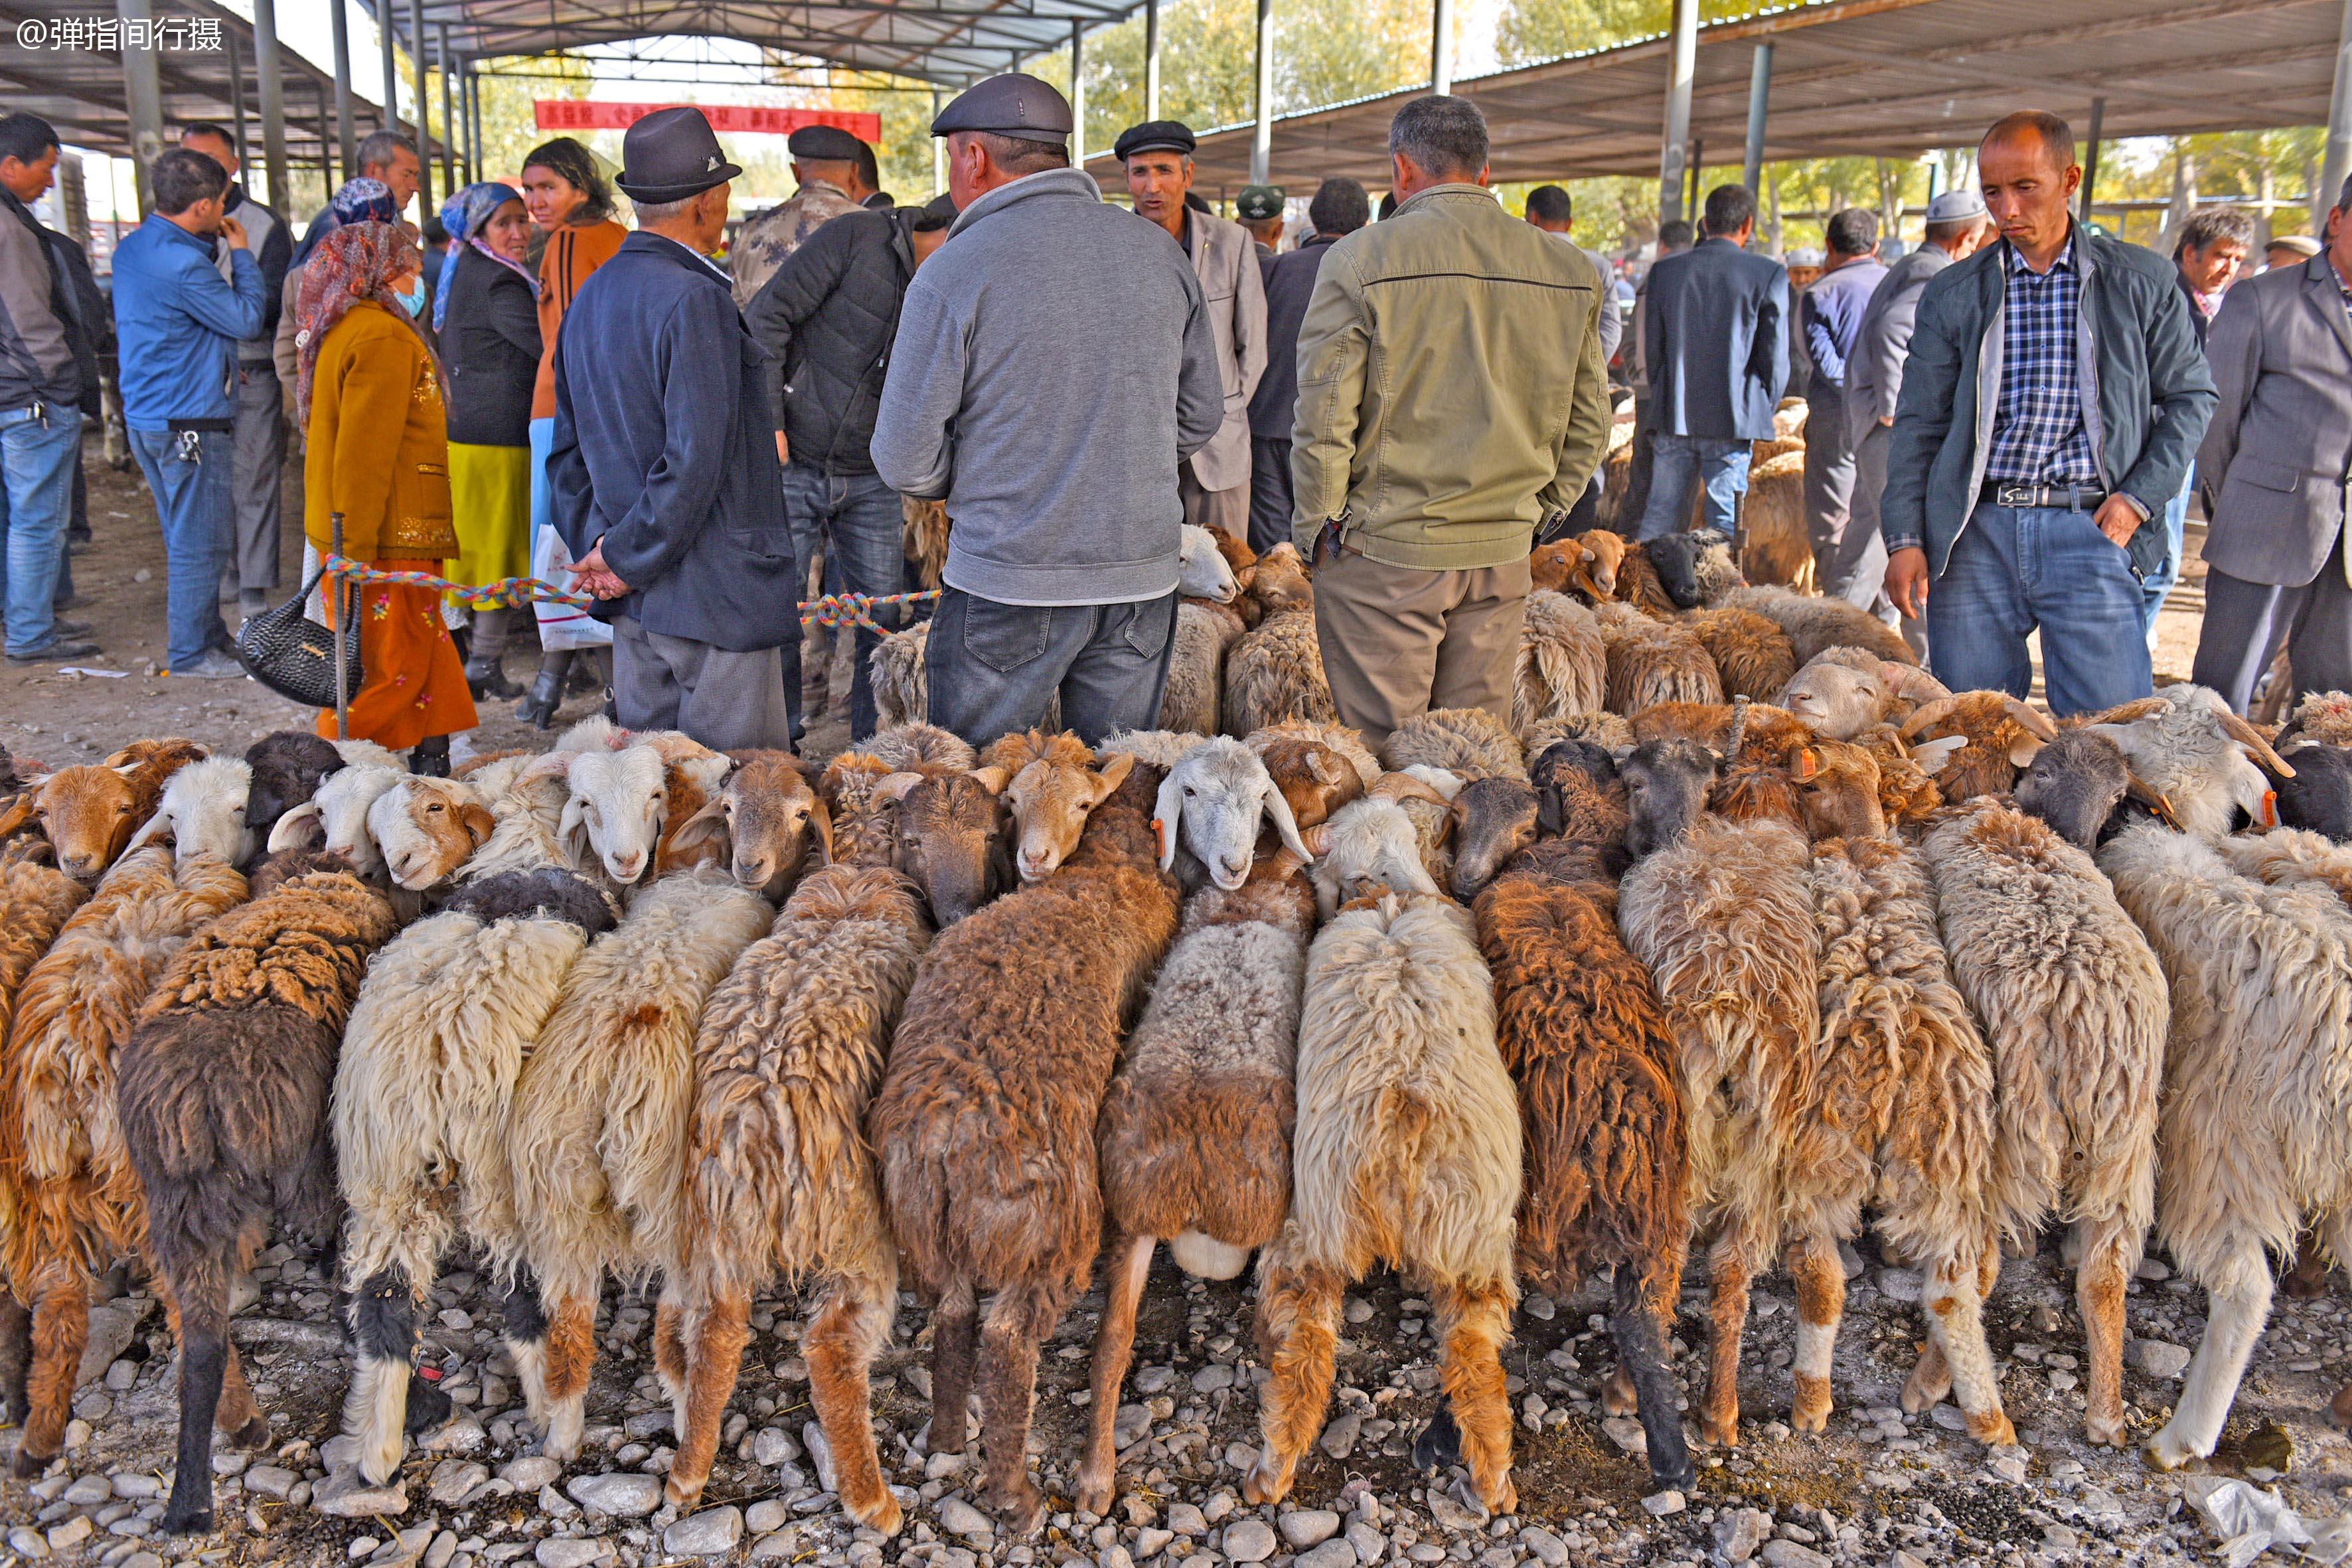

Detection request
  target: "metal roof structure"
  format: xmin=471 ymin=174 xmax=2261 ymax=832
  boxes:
xmin=1078 ymin=0 xmax=2344 ymax=193
xmin=0 ymin=0 xmax=393 ymax=163
xmin=371 ymin=0 xmax=1144 ymax=87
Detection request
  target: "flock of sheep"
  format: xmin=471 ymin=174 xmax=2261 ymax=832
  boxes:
xmin=4 ymin=503 xmax=2352 ymax=1553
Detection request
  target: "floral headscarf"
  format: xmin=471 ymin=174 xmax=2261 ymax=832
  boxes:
xmin=290 ymin=176 xmax=399 ymax=268
xmin=433 ymin=181 xmax=537 ymax=331
xmin=520 ymin=137 xmax=617 ymax=226
xmin=293 ymin=221 xmax=435 ymax=424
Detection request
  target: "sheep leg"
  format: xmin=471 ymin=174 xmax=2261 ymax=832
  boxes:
xmin=1075 ymin=1233 xmax=1154 ymax=1518
xmin=975 ymin=1280 xmax=1057 ymax=1537
xmin=1611 ymin=1268 xmax=1693 ymax=1494
xmin=652 ymin=1287 xmax=688 ymax=1434
xmin=161 ymin=1281 xmax=269 ymax=1448
xmin=2146 ymin=1241 xmax=2272 ymax=1469
xmin=1599 ymin=1363 xmax=1638 ymax=1417
xmin=1430 ymin=1278 xmax=1517 ymax=1515
xmin=14 ymin=1269 xmax=88 ymax=1476
xmin=2074 ymin=1212 xmax=2137 ymax=1447
xmin=1903 ymin=1241 xmax=1998 ymax=1413
xmin=345 ymin=1265 xmax=420 ymax=1486
xmin=159 ymin=1248 xmax=232 ymax=1535
xmin=1922 ymin=1247 xmax=2012 ymax=1446
xmin=0 ymin=1288 xmax=28 ymax=1427
xmin=1699 ymin=1233 xmax=1754 ymax=1448
xmin=1787 ymin=1229 xmax=1845 ymax=1434
xmin=1243 ymin=1261 xmax=1342 ymax=1507
xmin=501 ymin=1265 xmax=552 ymax=1429
xmin=925 ymin=1277 xmax=978 ymax=1458
xmin=662 ymin=1285 xmax=749 ymax=1511
xmin=2280 ymin=1233 xmax=2331 ymax=1298
xmin=805 ymin=1269 xmax=902 ymax=1536
xmin=537 ymin=1289 xmax=598 ymax=1463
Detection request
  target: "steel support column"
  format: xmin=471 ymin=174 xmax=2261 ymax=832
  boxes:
xmin=438 ymin=24 xmax=455 ymax=190
xmin=1251 ymin=0 xmax=1273 ymax=185
xmin=1070 ymin=22 xmax=1085 ymax=166
xmin=118 ymin=0 xmax=163 ymax=212
xmin=253 ymin=0 xmax=287 ymax=213
xmin=2078 ymin=96 xmax=2104 ymax=224
xmin=226 ymin=34 xmax=247 ymax=173
xmin=1432 ymin=0 xmax=1452 ymax=94
xmin=410 ymin=0 xmax=433 ymax=216
xmin=2322 ymin=0 xmax=2352 ymax=232
xmin=1144 ymin=0 xmax=1161 ymax=123
xmin=1658 ymin=0 xmax=1697 ymax=228
xmin=931 ymin=88 xmax=944 ymax=198
xmin=1741 ymin=43 xmax=1772 ymax=195
xmin=331 ymin=0 xmax=356 ymax=180
xmin=377 ymin=0 xmax=400 ymax=136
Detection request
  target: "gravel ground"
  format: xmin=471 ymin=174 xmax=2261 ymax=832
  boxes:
xmin=3 ymin=442 xmax=2333 ymax=1568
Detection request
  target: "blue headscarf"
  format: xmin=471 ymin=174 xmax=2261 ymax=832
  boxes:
xmin=433 ymin=181 xmax=537 ymax=331
xmin=290 ymin=176 xmax=399 ymax=268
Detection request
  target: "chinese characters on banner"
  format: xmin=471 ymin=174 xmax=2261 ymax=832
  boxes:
xmin=533 ymin=102 xmax=884 ymax=142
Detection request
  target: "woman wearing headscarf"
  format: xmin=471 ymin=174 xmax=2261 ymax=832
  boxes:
xmin=274 ymin=177 xmax=405 ymax=412
xmin=295 ymin=222 xmax=476 ymax=771
xmin=435 ymin=181 xmax=541 ymax=701
xmin=515 ymin=137 xmax=628 ymax=727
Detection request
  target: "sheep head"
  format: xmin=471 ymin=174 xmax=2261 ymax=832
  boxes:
xmin=1302 ymin=796 xmax=1443 ymax=920
xmin=693 ymin=750 xmax=826 ymax=898
xmin=242 ymin=730 xmax=346 ymax=834
xmin=1794 ymin=742 xmax=1887 ymax=843
xmin=1529 ymin=740 xmax=1631 ymax=844
xmin=1450 ymin=775 xmax=1541 ymax=900
xmin=2278 ymin=744 xmax=2352 ymax=842
xmin=1528 ymin=536 xmax=1586 ymax=594
xmin=1898 ymin=692 xmax=2058 ymax=802
xmin=1572 ymin=530 xmax=1627 ymax=601
xmin=268 ymin=762 xmax=406 ymax=876
xmin=1254 ymin=734 xmax=1366 ymax=832
xmin=369 ymin=775 xmax=497 ymax=890
xmin=1178 ymin=523 xmax=1241 ymax=603
xmin=125 ymin=755 xmax=257 ymax=868
xmin=1245 ymin=542 xmax=1314 ymax=620
xmin=880 ymin=765 xmax=1006 ymax=926
xmin=1620 ymin=739 xmax=1719 ymax=860
xmin=2081 ymin=684 xmax=2294 ymax=838
xmin=23 ymin=738 xmax=209 ymax=880
xmin=1152 ymin=736 xmax=1311 ymax=892
xmin=560 ymin=744 xmax=670 ymax=884
xmin=979 ymin=730 xmax=1133 ymax=883
xmin=2013 ymin=729 xmax=2149 ymax=850
xmin=1778 ymin=661 xmax=1886 ymax=741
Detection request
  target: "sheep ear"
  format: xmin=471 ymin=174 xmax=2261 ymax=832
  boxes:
xmin=124 ymin=810 xmax=172 ymax=853
xmin=460 ymin=801 xmax=497 ymax=851
xmin=1264 ymin=782 xmax=1313 ymax=864
xmin=970 ymin=765 xmax=1012 ymax=796
xmin=1092 ymin=749 xmax=1136 ymax=801
xmin=669 ymin=795 xmax=730 ymax=860
xmin=1153 ymin=769 xmax=1185 ymax=872
xmin=1536 ymin=787 xmax=1565 ymax=837
xmin=266 ymin=799 xmax=324 ymax=852
xmin=1909 ymin=736 xmax=1966 ymax=775
xmin=807 ymin=798 xmax=836 ymax=865
xmin=558 ymin=795 xmax=591 ymax=867
xmin=2007 ymin=734 xmax=2047 ymax=769
xmin=518 ymin=751 xmax=574 ymax=783
xmin=1306 ymin=751 xmax=1342 ymax=786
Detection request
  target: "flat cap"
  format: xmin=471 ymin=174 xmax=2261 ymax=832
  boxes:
xmin=1236 ymin=185 xmax=1285 ymax=220
xmin=1115 ymin=120 xmax=1196 ymax=162
xmin=1922 ymin=189 xmax=1988 ymax=223
xmin=2269 ymin=234 xmax=2321 ymax=259
xmin=931 ymin=73 xmax=1072 ymax=140
xmin=787 ymin=123 xmax=868 ymax=161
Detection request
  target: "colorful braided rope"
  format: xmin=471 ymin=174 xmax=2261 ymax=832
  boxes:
xmin=320 ymin=555 xmax=939 ymax=633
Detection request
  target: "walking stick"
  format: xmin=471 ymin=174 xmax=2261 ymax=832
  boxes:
xmin=330 ymin=511 xmax=350 ymax=742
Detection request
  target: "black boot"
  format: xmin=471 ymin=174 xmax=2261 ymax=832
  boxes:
xmin=465 ymin=651 xmax=523 ymax=701
xmin=516 ymin=652 xmax=570 ymax=729
xmin=408 ymin=735 xmax=451 ymax=777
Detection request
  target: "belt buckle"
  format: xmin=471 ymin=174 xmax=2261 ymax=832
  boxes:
xmin=1995 ymin=483 xmax=2033 ymax=508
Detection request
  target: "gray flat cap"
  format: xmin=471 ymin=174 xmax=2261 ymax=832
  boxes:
xmin=1923 ymin=189 xmax=1988 ymax=222
xmin=931 ymin=73 xmax=1072 ymax=140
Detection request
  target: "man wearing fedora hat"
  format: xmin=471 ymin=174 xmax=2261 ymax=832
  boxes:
xmin=548 ymin=105 xmax=803 ymax=751
xmin=729 ymin=121 xmax=873 ymax=307
xmin=872 ymin=74 xmax=1224 ymax=751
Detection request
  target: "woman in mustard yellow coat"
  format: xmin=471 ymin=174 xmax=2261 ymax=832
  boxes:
xmin=293 ymin=222 xmax=477 ymax=771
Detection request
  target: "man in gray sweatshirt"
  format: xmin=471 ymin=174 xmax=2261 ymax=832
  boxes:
xmin=872 ymin=74 xmax=1223 ymax=747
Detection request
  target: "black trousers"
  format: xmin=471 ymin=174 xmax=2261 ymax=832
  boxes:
xmin=1249 ymin=435 xmax=1294 ymax=558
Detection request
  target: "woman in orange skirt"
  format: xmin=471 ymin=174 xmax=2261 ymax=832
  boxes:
xmin=293 ymin=222 xmax=477 ymax=771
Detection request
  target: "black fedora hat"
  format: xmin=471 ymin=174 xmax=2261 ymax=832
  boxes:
xmin=616 ymin=106 xmax=742 ymax=204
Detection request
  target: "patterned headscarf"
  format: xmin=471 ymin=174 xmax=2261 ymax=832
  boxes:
xmin=293 ymin=221 xmax=435 ymax=424
xmin=520 ymin=137 xmax=617 ymax=226
xmin=433 ymin=181 xmax=537 ymax=331
xmin=290 ymin=176 xmax=399 ymax=268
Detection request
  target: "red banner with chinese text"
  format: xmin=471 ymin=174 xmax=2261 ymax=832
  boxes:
xmin=533 ymin=102 xmax=882 ymax=142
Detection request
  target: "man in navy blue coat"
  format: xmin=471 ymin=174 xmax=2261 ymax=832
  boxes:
xmin=550 ymin=107 xmax=803 ymax=751
xmin=1635 ymin=183 xmax=1789 ymax=542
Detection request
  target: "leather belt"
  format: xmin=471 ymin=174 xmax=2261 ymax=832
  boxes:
xmin=1980 ymin=481 xmax=2106 ymax=510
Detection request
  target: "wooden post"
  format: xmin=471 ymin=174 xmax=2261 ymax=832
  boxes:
xmin=330 ymin=512 xmax=350 ymax=742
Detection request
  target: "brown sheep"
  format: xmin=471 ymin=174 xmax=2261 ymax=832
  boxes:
xmin=1242 ymin=540 xmax=1315 ymax=623
xmin=0 ymin=846 xmax=248 ymax=1474
xmin=1521 ymin=710 xmax=1637 ymax=755
xmin=870 ymin=757 xmax=1180 ymax=1534
xmin=118 ymin=852 xmax=402 ymax=1533
xmin=0 ymin=739 xmax=210 ymax=882
xmin=1251 ymin=729 xmax=1368 ymax=835
xmin=1738 ymin=451 xmax=1812 ymax=590
xmin=1222 ymin=611 xmax=1338 ymax=739
xmin=1631 ymin=701 xmax=1735 ymax=749
xmin=0 ymin=855 xmax=89 ymax=1428
xmin=1512 ymin=589 xmax=1608 ymax=733
xmin=1899 ymin=692 xmax=2059 ymax=803
xmin=902 ymin=496 xmax=951 ymax=590
xmin=1684 ymin=606 xmax=1798 ymax=701
xmin=1528 ymin=536 xmax=1604 ymax=599
xmin=1596 ymin=602 xmax=1724 ymax=714
xmin=1472 ymin=834 xmax=1691 ymax=1492
xmin=982 ymin=730 xmax=1135 ymax=884
xmin=688 ymin=750 xmax=828 ymax=901
xmin=1382 ymin=706 xmax=1527 ymax=781
xmin=880 ymin=763 xmax=1010 ymax=927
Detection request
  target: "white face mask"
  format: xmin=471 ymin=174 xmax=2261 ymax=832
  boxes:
xmin=394 ymin=274 xmax=428 ymax=317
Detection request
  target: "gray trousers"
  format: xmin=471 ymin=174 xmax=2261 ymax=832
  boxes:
xmin=1805 ymin=393 xmax=1865 ymax=599
xmin=613 ymin=613 xmax=799 ymax=751
xmin=2191 ymin=538 xmax=2352 ymax=715
xmin=925 ymin=586 xmax=1176 ymax=750
xmin=224 ymin=360 xmax=284 ymax=596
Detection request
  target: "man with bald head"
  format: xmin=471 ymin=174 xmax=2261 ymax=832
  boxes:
xmin=1879 ymin=109 xmax=2215 ymax=716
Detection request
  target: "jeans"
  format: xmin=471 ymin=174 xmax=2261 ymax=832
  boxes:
xmin=1924 ymin=502 xmax=2152 ymax=718
xmin=128 ymin=426 xmax=233 ymax=672
xmin=779 ymin=461 xmax=906 ymax=740
xmin=0 ymin=406 xmax=83 ymax=656
xmin=926 ymin=587 xmax=1177 ymax=749
xmin=2140 ymin=471 xmax=2193 ymax=636
xmin=1639 ymin=433 xmax=1749 ymax=541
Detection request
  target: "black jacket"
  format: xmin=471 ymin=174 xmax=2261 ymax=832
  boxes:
xmin=550 ymin=232 xmax=800 ymax=653
xmin=743 ymin=206 xmax=916 ymax=476
xmin=1248 ymin=233 xmax=1340 ymax=440
xmin=441 ymin=254 xmax=541 ymax=448
xmin=41 ymin=225 xmax=105 ymax=418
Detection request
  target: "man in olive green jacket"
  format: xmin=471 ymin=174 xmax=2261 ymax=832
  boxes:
xmin=1293 ymin=96 xmax=1610 ymax=747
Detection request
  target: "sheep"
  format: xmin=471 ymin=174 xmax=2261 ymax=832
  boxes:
xmin=2082 ymin=684 xmax=2298 ymax=840
xmin=1897 ymin=692 xmax=2059 ymax=803
xmin=870 ymin=753 xmax=1180 ymax=1533
xmin=501 ymin=869 xmax=771 ymax=1462
xmin=0 ymin=856 xmax=86 ymax=1038
xmin=2280 ymin=690 xmax=2352 ymax=749
xmin=1725 ymin=586 xmax=1917 ymax=668
xmin=871 ymin=621 xmax=930 ymax=730
xmin=1684 ymin=606 xmax=1797 ymax=701
xmin=662 ymin=856 xmax=933 ymax=1528
xmin=242 ymin=731 xmax=347 ymax=838
xmin=2274 ymin=744 xmax=2352 ymax=841
xmin=1779 ymin=649 xmax=1950 ymax=737
xmin=1528 ymin=534 xmax=1613 ymax=601
xmin=0 ymin=845 xmax=248 ymax=1474
xmin=1520 ymin=709 xmax=1636 ymax=757
xmin=1 ymin=738 xmax=210 ymax=881
xmin=1178 ymin=521 xmax=1241 ymax=604
xmin=1150 ymin=734 xmax=1315 ymax=892
xmin=1638 ymin=533 xmax=1709 ymax=611
xmin=1512 ymin=590 xmax=1607 ymax=734
xmin=1223 ymin=611 xmax=1337 ymax=738
xmin=1618 ymin=739 xmax=1721 ymax=859
xmin=1773 ymin=400 xmax=1808 ymax=441
xmin=1737 ymin=451 xmax=1812 ymax=589
xmin=116 ymin=852 xmax=402 ymax=1532
xmin=1162 ymin=597 xmax=1251 ymax=736
xmin=1448 ymin=775 xmax=1543 ymax=901
xmin=874 ymin=749 xmax=1012 ymax=928
xmin=1241 ymin=540 xmax=1315 ymax=623
xmin=1076 ymin=852 xmax=1314 ymax=1513
xmin=331 ymin=867 xmax=620 ymax=1486
xmin=1247 ymin=716 xmax=1381 ymax=791
xmin=1567 ymin=528 xmax=1680 ymax=618
xmin=986 ymin=729 xmax=1137 ymax=884
xmin=672 ymin=749 xmax=827 ymax=902
xmin=1245 ymin=796 xmax=1523 ymax=1514
xmin=264 ymin=761 xmax=408 ymax=878
xmin=368 ymin=773 xmax=502 ymax=892
xmin=1472 ymin=832 xmax=1692 ymax=1492
xmin=1382 ymin=706 xmax=1527 ymax=782
xmin=1248 ymin=725 xmax=1370 ymax=838
xmin=556 ymin=742 xmax=676 ymax=886
xmin=1596 ymin=601 xmax=1724 ymax=714
xmin=123 ymin=755 xmax=258 ymax=870
xmin=903 ymin=496 xmax=951 ymax=589
xmin=1917 ymin=789 xmax=2168 ymax=1446
xmin=1529 ymin=740 xmax=1632 ymax=845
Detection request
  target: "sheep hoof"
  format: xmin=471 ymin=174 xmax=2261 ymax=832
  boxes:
xmin=1599 ymin=1368 xmax=1636 ymax=1418
xmin=2142 ymin=1428 xmax=2197 ymax=1470
xmin=663 ymin=1476 xmax=704 ymax=1511
xmin=161 ymin=1498 xmax=215 ymax=1536
xmin=1650 ymin=1463 xmax=1697 ymax=1496
xmin=1790 ymin=1397 xmax=1831 ymax=1435
xmin=1967 ymin=1411 xmax=2017 ymax=1448
xmin=991 ymin=1481 xmax=1045 ymax=1538
xmin=1072 ymin=1472 xmax=1115 ymax=1518
xmin=227 ymin=1413 xmax=272 ymax=1450
xmin=1411 ymin=1406 xmax=1462 ymax=1472
xmin=1242 ymin=1458 xmax=1290 ymax=1506
xmin=1698 ymin=1415 xmax=1739 ymax=1449
xmin=852 ymin=1492 xmax=904 ymax=1538
xmin=2084 ymin=1413 xmax=2126 ymax=1447
xmin=11 ymin=1445 xmax=50 ymax=1480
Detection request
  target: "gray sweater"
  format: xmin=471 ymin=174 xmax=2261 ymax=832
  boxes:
xmin=872 ymin=165 xmax=1223 ymax=607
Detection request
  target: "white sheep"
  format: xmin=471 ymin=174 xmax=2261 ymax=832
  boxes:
xmin=124 ymin=756 xmax=257 ymax=868
xmin=1150 ymin=736 xmax=1314 ymax=891
xmin=2083 ymin=683 xmax=2296 ymax=838
xmin=263 ymin=763 xmax=407 ymax=876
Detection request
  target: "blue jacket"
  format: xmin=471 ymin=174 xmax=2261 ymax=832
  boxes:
xmin=548 ymin=231 xmax=801 ymax=653
xmin=1881 ymin=222 xmax=2218 ymax=581
xmin=110 ymin=212 xmax=262 ymax=431
xmin=1640 ymin=236 xmax=1790 ymax=442
xmin=1798 ymin=254 xmax=1887 ymax=405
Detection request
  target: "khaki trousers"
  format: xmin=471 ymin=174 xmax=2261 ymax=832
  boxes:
xmin=1312 ymin=550 xmax=1529 ymax=752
